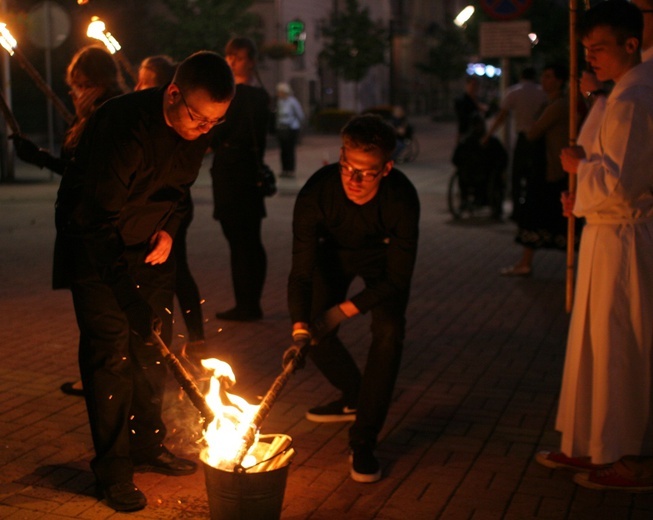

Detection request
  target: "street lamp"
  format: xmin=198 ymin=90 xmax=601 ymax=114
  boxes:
xmin=454 ymin=6 xmax=475 ymax=28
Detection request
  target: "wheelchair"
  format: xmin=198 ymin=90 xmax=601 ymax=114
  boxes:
xmin=447 ymin=167 xmax=504 ymax=220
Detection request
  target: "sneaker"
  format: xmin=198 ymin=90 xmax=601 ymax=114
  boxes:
xmin=349 ymin=446 xmax=382 ymax=483
xmin=573 ymin=460 xmax=653 ymax=493
xmin=305 ymin=399 xmax=356 ymax=423
xmin=535 ymin=451 xmax=609 ymax=472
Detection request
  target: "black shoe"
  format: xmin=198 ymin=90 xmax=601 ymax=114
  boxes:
xmin=349 ymin=446 xmax=382 ymax=483
xmin=98 ymin=481 xmax=147 ymax=512
xmin=215 ymin=307 xmax=263 ymax=322
xmin=305 ymin=399 xmax=357 ymax=423
xmin=133 ymin=447 xmax=197 ymax=476
xmin=60 ymin=381 xmax=85 ymax=397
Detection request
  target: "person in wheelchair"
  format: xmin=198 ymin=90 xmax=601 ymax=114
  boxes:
xmin=451 ymin=114 xmax=508 ymax=219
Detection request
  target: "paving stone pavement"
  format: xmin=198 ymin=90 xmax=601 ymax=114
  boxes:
xmin=1 ymin=118 xmax=652 ymax=519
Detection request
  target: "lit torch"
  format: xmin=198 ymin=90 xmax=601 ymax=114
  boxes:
xmin=86 ymin=16 xmax=137 ymax=83
xmin=0 ymin=23 xmax=74 ymax=124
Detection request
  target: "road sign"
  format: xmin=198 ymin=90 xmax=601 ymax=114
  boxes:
xmin=28 ymin=0 xmax=70 ymax=50
xmin=480 ymin=0 xmax=532 ymax=21
xmin=480 ymin=21 xmax=532 ymax=58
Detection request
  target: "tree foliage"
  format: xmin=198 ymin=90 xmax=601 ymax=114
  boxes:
xmin=320 ymin=0 xmax=388 ymax=83
xmin=415 ymin=24 xmax=470 ymax=85
xmin=151 ymin=0 xmax=261 ymax=58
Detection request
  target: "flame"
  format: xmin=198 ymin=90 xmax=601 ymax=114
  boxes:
xmin=200 ymin=358 xmax=260 ymax=469
xmin=86 ymin=16 xmax=121 ymax=54
xmin=0 ymin=23 xmax=17 ymax=56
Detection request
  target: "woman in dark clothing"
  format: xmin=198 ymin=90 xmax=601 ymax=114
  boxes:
xmin=11 ymin=45 xmax=126 ymax=396
xmin=211 ymin=37 xmax=270 ymax=322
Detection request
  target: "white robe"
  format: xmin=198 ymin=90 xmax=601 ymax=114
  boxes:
xmin=556 ymin=59 xmax=653 ymax=464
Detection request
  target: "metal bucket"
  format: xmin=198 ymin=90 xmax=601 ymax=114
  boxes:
xmin=201 ymin=434 xmax=293 ymax=520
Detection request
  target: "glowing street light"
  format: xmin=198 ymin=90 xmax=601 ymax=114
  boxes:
xmin=454 ymin=6 xmax=475 ymax=28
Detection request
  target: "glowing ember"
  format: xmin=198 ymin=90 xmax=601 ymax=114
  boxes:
xmin=201 ymin=358 xmax=260 ymax=469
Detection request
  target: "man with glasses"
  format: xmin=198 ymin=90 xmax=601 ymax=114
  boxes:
xmin=287 ymin=114 xmax=420 ymax=483
xmin=54 ymin=51 xmax=234 ymax=512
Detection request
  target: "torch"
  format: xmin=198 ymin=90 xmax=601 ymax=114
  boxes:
xmin=150 ymin=331 xmax=215 ymax=425
xmin=86 ymin=16 xmax=137 ymax=84
xmin=0 ymin=23 xmax=74 ymax=125
xmin=231 ymin=338 xmax=311 ymax=469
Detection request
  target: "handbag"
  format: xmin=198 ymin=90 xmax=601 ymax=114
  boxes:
xmin=257 ymin=162 xmax=277 ymax=197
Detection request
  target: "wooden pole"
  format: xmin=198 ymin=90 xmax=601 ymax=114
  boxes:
xmin=11 ymin=46 xmax=74 ymax=125
xmin=566 ymin=0 xmax=579 ymax=313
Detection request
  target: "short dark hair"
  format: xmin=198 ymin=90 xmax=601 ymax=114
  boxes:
xmin=225 ymin=36 xmax=258 ymax=62
xmin=173 ymin=51 xmax=235 ymax=102
xmin=578 ymin=0 xmax=643 ymax=47
xmin=140 ymin=55 xmax=177 ymax=87
xmin=341 ymin=114 xmax=397 ymax=161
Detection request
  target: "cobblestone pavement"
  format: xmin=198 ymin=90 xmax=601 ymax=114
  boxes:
xmin=1 ymin=118 xmax=652 ymax=519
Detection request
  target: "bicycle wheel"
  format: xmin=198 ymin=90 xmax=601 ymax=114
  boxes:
xmin=447 ymin=171 xmax=464 ymax=219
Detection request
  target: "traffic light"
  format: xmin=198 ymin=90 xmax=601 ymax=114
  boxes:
xmin=286 ymin=19 xmax=305 ymax=55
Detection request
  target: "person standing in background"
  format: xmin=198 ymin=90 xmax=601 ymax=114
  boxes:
xmin=500 ymin=63 xmax=573 ymax=277
xmin=210 ymin=37 xmax=270 ymax=323
xmin=275 ymin=82 xmax=304 ymax=178
xmin=484 ymin=67 xmax=547 ymax=220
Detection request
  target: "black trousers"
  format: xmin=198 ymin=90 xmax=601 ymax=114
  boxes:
xmin=219 ymin=209 xmax=266 ymax=314
xmin=308 ymin=251 xmax=408 ymax=449
xmin=276 ymin=127 xmax=299 ymax=172
xmin=174 ymin=216 xmax=205 ymax=343
xmin=70 ymin=245 xmax=174 ymax=486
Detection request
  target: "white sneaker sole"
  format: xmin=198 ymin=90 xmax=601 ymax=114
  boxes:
xmin=348 ymin=454 xmax=382 ymax=483
xmin=305 ymin=411 xmax=357 ymax=423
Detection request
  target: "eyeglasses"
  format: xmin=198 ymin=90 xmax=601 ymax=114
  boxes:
xmin=178 ymin=89 xmax=226 ymax=129
xmin=339 ymin=158 xmax=386 ymax=183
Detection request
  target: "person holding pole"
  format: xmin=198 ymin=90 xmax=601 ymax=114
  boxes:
xmin=287 ymin=114 xmax=420 ymax=483
xmin=536 ymin=0 xmax=653 ymax=492
xmin=54 ymin=52 xmax=234 ymax=511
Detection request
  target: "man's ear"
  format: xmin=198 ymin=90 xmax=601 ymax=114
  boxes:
xmin=382 ymin=160 xmax=394 ymax=177
xmin=625 ymin=36 xmax=641 ymax=55
xmin=166 ymin=83 xmax=180 ymax=103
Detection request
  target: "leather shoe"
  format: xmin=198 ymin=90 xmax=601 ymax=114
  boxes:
xmin=134 ymin=447 xmax=197 ymax=476
xmin=215 ymin=307 xmax=263 ymax=322
xmin=98 ymin=481 xmax=147 ymax=512
xmin=60 ymin=381 xmax=85 ymax=397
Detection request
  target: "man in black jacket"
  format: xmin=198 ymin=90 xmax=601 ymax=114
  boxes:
xmin=287 ymin=114 xmax=420 ymax=483
xmin=54 ymin=51 xmax=234 ymax=512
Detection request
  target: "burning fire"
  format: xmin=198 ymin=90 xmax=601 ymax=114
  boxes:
xmin=199 ymin=358 xmax=295 ymax=473
xmin=200 ymin=358 xmax=260 ymax=469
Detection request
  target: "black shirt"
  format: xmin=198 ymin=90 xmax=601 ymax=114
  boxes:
xmin=54 ymin=87 xmax=211 ymax=302
xmin=288 ymin=164 xmax=420 ymax=323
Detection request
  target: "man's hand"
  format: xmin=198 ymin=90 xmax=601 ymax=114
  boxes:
xmin=145 ymin=230 xmax=173 ymax=265
xmin=282 ymin=328 xmax=311 ymax=370
xmin=9 ymin=134 xmax=47 ymax=168
xmin=560 ymin=146 xmax=586 ymax=175
xmin=561 ymin=191 xmax=576 ymax=218
xmin=124 ymin=299 xmax=162 ymax=341
xmin=310 ymin=305 xmax=349 ymax=342
xmin=580 ymin=71 xmax=602 ymax=97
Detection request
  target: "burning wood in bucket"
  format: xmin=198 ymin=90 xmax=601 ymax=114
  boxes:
xmin=199 ymin=356 xmax=303 ymax=472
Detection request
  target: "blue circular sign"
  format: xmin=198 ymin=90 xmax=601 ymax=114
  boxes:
xmin=480 ymin=0 xmax=533 ymax=20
